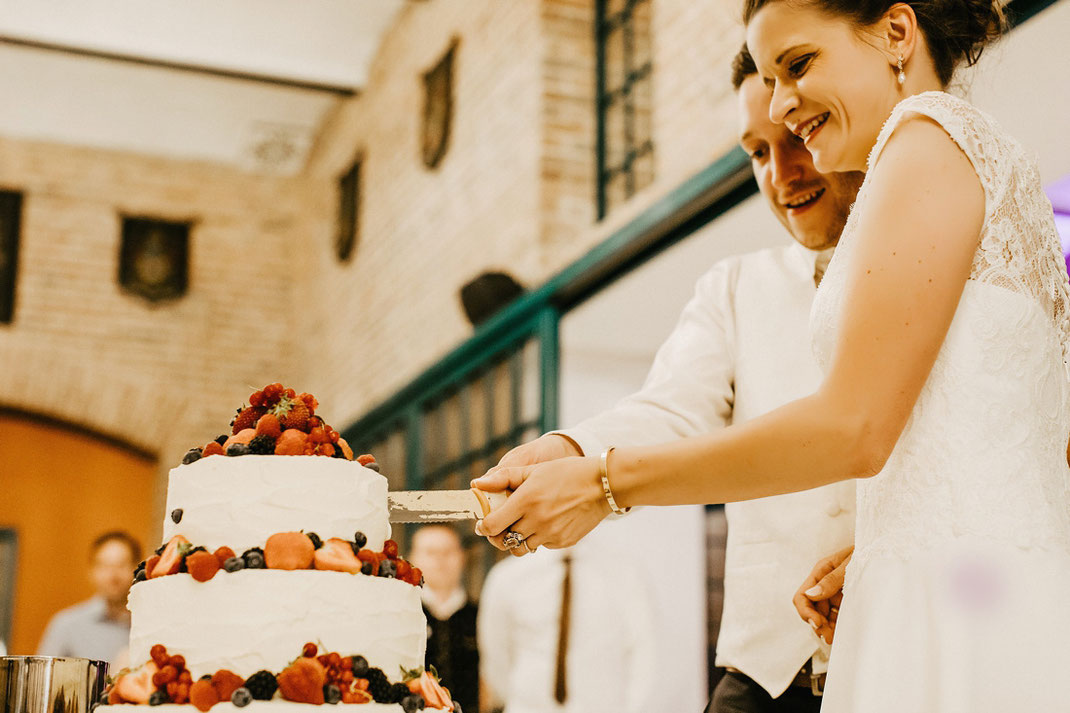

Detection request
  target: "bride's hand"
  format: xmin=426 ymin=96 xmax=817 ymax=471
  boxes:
xmin=793 ymin=545 xmax=853 ymax=645
xmin=472 ymin=456 xmax=611 ymax=555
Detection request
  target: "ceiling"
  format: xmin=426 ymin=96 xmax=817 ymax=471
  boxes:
xmin=0 ymin=0 xmax=406 ymax=174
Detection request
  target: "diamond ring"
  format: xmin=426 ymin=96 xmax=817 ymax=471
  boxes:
xmin=503 ymin=530 xmax=525 ymax=550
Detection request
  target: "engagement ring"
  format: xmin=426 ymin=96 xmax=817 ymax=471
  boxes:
xmin=503 ymin=530 xmax=525 ymax=550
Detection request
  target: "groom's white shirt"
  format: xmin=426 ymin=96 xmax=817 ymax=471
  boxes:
xmin=557 ymin=241 xmax=856 ymax=698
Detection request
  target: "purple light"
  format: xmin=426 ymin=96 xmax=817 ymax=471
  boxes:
xmin=1048 ymin=175 xmax=1070 ymax=283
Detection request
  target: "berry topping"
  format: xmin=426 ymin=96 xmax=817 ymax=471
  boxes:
xmin=356 ymin=454 xmax=376 ymax=466
xmin=170 ymin=508 xmax=183 ymax=524
xmin=265 ymin=532 xmax=316 ymax=570
xmin=387 ymin=683 xmax=412 ymax=704
xmin=302 ymin=642 xmax=318 ymax=658
xmin=189 ymin=678 xmax=219 ymax=712
xmin=364 ymin=460 xmax=381 ymax=472
xmin=243 ymin=671 xmax=278 ymax=701
xmin=277 ymin=658 xmax=327 ymax=705
xmin=225 ymin=443 xmax=251 ymax=457
xmin=212 ymin=546 xmax=236 ymax=567
xmin=350 ymin=655 xmax=369 ymax=678
xmin=214 ymin=435 xmax=229 ymax=446
xmin=152 ymin=665 xmax=178 ymax=688
xmin=231 ymin=406 xmax=267 ymax=435
xmin=247 ymin=433 xmax=277 ymax=454
xmin=151 ymin=536 xmax=191 ymax=579
xmin=211 ymin=670 xmax=245 ymax=702
xmin=313 ymin=538 xmax=362 ymax=574
xmin=324 ymin=684 xmax=342 ymax=705
xmin=305 ymin=532 xmax=323 ymax=549
xmin=114 ymin=661 xmax=160 ymax=704
xmin=337 ymin=438 xmax=354 ymax=461
xmin=378 ymin=560 xmax=397 ymax=579
xmin=365 ymin=668 xmax=390 ymax=703
xmin=254 ymin=413 xmax=282 ymax=439
xmin=353 ymin=532 xmax=368 ymax=549
xmin=148 ymin=690 xmax=168 ymax=706
xmin=274 ymin=429 xmax=308 ymax=455
xmin=230 ymin=687 xmax=253 ymax=708
xmin=181 ymin=449 xmax=202 ymax=465
xmin=361 ymin=560 xmax=374 ymax=576
xmin=242 ymin=548 xmax=266 ymax=569
xmin=383 ymin=540 xmax=399 ymax=559
xmin=202 ymin=441 xmax=225 ymax=458
xmin=149 ymin=644 xmax=169 ymax=667
xmin=222 ymin=556 xmax=245 ymax=573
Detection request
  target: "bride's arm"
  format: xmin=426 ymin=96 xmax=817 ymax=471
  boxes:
xmin=478 ymin=117 xmax=984 ymax=545
xmin=610 ymin=116 xmax=984 ymax=506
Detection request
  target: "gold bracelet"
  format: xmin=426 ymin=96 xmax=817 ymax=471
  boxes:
xmin=599 ymin=447 xmax=631 ymax=516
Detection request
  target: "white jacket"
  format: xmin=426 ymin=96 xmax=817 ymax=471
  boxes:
xmin=558 ymin=242 xmax=856 ymax=697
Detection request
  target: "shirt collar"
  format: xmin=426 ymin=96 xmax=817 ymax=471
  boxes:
xmin=421 ymin=586 xmax=468 ymax=621
xmin=788 ymin=241 xmax=836 ymax=287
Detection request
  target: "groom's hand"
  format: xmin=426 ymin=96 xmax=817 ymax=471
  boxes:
xmin=472 ymin=434 xmax=582 ymax=551
xmin=793 ymin=545 xmax=853 ymax=645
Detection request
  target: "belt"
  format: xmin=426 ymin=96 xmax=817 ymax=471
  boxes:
xmin=724 ymin=666 xmax=825 ymax=697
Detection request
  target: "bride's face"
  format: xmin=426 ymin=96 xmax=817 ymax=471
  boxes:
xmin=746 ymin=2 xmax=901 ymax=173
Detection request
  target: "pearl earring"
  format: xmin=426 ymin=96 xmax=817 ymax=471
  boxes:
xmin=897 ymin=55 xmax=906 ymax=85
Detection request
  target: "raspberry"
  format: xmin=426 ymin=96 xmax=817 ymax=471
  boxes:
xmin=356 ymin=454 xmax=376 ymax=466
xmin=189 ymin=679 xmax=219 ymax=712
xmin=213 ymin=547 xmax=236 ymax=567
xmin=298 ymin=393 xmax=319 ymax=414
xmin=383 ymin=540 xmax=399 ymax=559
xmin=211 ymin=670 xmax=244 ymax=702
xmin=202 ymin=441 xmax=225 ymax=457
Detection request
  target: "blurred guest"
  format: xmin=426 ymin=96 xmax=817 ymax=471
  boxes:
xmin=409 ymin=525 xmax=479 ymax=713
xmin=478 ymin=541 xmax=656 ymax=713
xmin=38 ymin=531 xmax=141 ymax=665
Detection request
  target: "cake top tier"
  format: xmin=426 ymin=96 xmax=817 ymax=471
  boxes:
xmin=163 ymin=456 xmax=391 ymax=552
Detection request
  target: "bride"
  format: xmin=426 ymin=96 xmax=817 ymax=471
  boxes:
xmin=474 ymin=0 xmax=1070 ymax=709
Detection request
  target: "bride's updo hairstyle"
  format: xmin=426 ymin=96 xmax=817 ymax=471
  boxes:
xmin=742 ymin=0 xmax=1005 ymax=86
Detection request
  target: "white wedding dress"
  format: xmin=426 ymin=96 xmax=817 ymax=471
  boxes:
xmin=811 ymin=92 xmax=1070 ymax=711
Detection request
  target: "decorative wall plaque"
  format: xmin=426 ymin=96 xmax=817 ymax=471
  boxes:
xmin=337 ymin=160 xmax=361 ymax=263
xmin=0 ymin=191 xmax=22 ymax=325
xmin=119 ymin=218 xmax=189 ymax=302
xmin=421 ymin=40 xmax=458 ymax=169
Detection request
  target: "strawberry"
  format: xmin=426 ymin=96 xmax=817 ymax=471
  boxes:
xmin=145 ymin=555 xmax=161 ymax=579
xmin=265 ymin=532 xmax=315 ymax=570
xmin=151 ymin=536 xmax=191 ymax=578
xmin=407 ymin=679 xmax=423 ymax=694
xmin=210 ymin=670 xmax=245 ymax=702
xmin=223 ymin=429 xmax=256 ymax=450
xmin=255 ymin=413 xmax=282 ymax=439
xmin=277 ymin=658 xmax=326 ymax=705
xmin=189 ymin=678 xmax=219 ymax=712
xmin=202 ymin=441 xmax=225 ymax=457
xmin=249 ymin=390 xmax=266 ymax=408
xmin=313 ymin=538 xmax=362 ymax=573
xmin=114 ymin=661 xmax=159 ymax=704
xmin=395 ymin=559 xmax=412 ymax=580
xmin=231 ymin=406 xmax=267 ymax=435
xmin=279 ymin=402 xmax=310 ymax=431
xmin=213 ymin=547 xmax=236 ymax=567
xmin=186 ymin=550 xmax=221 ymax=582
xmin=274 ymin=429 xmax=308 ymax=455
xmin=356 ymin=454 xmax=376 ymax=466
xmin=418 ymin=670 xmax=453 ymax=710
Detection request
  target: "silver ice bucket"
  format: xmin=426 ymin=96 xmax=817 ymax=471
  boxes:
xmin=0 ymin=656 xmax=109 ymax=713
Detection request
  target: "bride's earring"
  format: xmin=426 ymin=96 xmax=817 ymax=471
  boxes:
xmin=897 ymin=55 xmax=906 ymax=85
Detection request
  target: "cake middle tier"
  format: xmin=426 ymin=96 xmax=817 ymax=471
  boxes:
xmin=128 ymin=570 xmax=426 ymax=679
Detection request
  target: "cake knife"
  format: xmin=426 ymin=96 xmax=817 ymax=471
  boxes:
xmin=387 ymin=488 xmax=508 ymax=523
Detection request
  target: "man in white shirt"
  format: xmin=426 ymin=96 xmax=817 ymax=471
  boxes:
xmin=478 ymin=45 xmax=863 ymax=713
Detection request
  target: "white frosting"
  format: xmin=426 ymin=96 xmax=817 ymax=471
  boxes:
xmin=128 ymin=570 xmax=426 ymax=680
xmin=162 ymin=456 xmax=391 ymax=552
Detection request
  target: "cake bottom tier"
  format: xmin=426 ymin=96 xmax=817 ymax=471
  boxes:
xmin=128 ymin=570 xmax=426 ymax=679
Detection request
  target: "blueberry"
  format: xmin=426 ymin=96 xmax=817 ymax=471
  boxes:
xmin=231 ymin=688 xmax=253 ymax=708
xmin=350 ymin=655 xmax=369 ymax=677
xmin=353 ymin=532 xmax=367 ymax=549
xmin=364 ymin=461 xmax=381 ymax=472
xmin=360 ymin=561 xmax=374 ymax=576
xmin=148 ymin=690 xmax=168 ymax=706
xmin=171 ymin=508 xmax=183 ymax=524
xmin=378 ymin=560 xmax=396 ymax=578
xmin=223 ymin=556 xmax=245 ymax=573
xmin=181 ymin=449 xmax=202 ymax=465
xmin=226 ymin=443 xmax=251 ymax=457
xmin=402 ymin=695 xmax=426 ymax=712
xmin=133 ymin=568 xmax=146 ymax=583
xmin=243 ymin=548 xmax=266 ymax=569
xmin=323 ymin=684 xmax=341 ymax=705
xmin=306 ymin=532 xmax=323 ymax=549
xmin=214 ymin=435 xmax=229 ymax=445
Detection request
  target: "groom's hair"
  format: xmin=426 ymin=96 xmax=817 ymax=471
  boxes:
xmin=730 ymin=43 xmax=757 ymax=91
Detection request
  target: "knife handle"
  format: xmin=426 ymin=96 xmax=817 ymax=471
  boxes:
xmin=471 ymin=488 xmax=509 ymax=518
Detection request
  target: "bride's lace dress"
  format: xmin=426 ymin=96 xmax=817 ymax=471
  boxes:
xmin=811 ymin=92 xmax=1070 ymax=711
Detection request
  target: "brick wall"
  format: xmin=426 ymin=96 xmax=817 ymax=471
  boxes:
xmin=0 ymin=0 xmax=747 ymax=515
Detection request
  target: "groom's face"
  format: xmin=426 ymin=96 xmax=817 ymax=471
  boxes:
xmin=737 ymin=74 xmax=862 ymax=251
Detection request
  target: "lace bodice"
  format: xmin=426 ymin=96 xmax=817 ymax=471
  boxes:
xmin=811 ymin=92 xmax=1070 ymax=582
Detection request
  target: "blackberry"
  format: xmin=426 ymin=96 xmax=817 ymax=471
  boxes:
xmin=243 ymin=670 xmax=278 ymax=701
xmin=242 ymin=548 xmax=266 ymax=569
xmin=226 ymin=443 xmax=251 ymax=457
xmin=200 ymin=674 xmax=213 ymax=681
xmin=386 ymin=683 xmax=410 ymax=704
xmin=364 ymin=668 xmax=390 ymax=702
xmin=231 ymin=687 xmax=252 ymax=708
xmin=332 ymin=446 xmax=346 ymax=459
xmin=248 ymin=434 xmax=276 ymax=455
xmin=155 ymin=543 xmax=166 ymax=556
xmin=353 ymin=532 xmax=368 ymax=550
xmin=350 ymin=655 xmax=369 ymax=678
xmin=181 ymin=449 xmax=202 ymax=465
xmin=360 ymin=561 xmax=373 ymax=576
xmin=133 ymin=568 xmax=146 ymax=584
xmin=171 ymin=508 xmax=183 ymax=524
xmin=148 ymin=690 xmax=168 ymax=706
xmin=378 ymin=560 xmax=396 ymax=579
xmin=215 ymin=435 xmax=229 ymax=446
xmin=401 ymin=695 xmax=426 ymax=712
xmin=306 ymin=532 xmax=323 ymax=550
xmin=223 ymin=556 xmax=245 ymax=573
xmin=323 ymin=684 xmax=342 ymax=705
xmin=364 ymin=461 xmax=381 ymax=472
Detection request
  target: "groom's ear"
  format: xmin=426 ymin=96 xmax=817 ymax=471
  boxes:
xmin=881 ymin=3 xmax=921 ymax=63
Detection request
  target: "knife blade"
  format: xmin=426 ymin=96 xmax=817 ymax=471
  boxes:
xmin=387 ymin=488 xmax=509 ymax=523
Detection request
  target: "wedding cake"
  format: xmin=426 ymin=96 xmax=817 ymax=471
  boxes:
xmin=97 ymin=384 xmax=457 ymax=713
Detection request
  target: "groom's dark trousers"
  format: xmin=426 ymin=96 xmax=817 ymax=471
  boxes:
xmin=705 ymin=670 xmax=823 ymax=713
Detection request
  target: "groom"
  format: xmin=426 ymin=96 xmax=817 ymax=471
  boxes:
xmin=481 ymin=45 xmax=862 ymax=713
